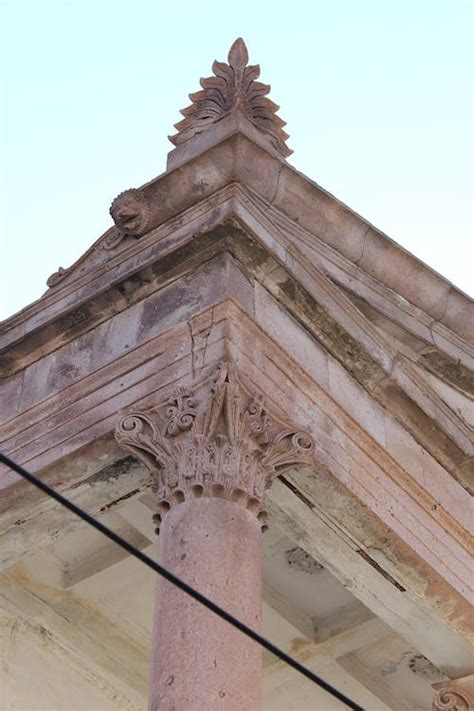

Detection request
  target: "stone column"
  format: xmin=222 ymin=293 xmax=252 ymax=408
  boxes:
xmin=432 ymin=674 xmax=474 ymax=711
xmin=116 ymin=362 xmax=314 ymax=711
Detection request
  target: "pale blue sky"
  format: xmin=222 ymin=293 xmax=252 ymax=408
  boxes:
xmin=1 ymin=0 xmax=472 ymax=321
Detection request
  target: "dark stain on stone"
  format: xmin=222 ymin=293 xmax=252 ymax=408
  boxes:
xmin=62 ymin=306 xmax=90 ymax=329
xmin=421 ymin=351 xmax=474 ymax=396
xmin=138 ymin=281 xmax=199 ymax=336
xmin=273 ymin=274 xmax=471 ymax=492
xmin=70 ymin=456 xmax=140 ymax=489
xmin=355 ymin=548 xmax=406 ymax=592
xmin=279 ymin=475 xmax=315 ymax=510
xmin=57 ymin=362 xmax=81 ymax=379
xmin=382 ymin=381 xmax=471 ymax=493
xmin=286 ymin=546 xmax=324 ymax=574
xmin=277 ymin=276 xmax=383 ymax=387
xmin=0 ymin=222 xmax=264 ymax=381
xmin=408 ymin=654 xmax=443 ymax=679
xmin=99 ymin=487 xmax=141 ymax=512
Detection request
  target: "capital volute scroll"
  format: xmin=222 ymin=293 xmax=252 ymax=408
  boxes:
xmin=432 ymin=676 xmax=474 ymax=711
xmin=115 ymin=362 xmax=314 ymax=533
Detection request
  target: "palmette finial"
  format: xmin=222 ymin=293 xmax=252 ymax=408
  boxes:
xmin=169 ymin=38 xmax=292 ymax=157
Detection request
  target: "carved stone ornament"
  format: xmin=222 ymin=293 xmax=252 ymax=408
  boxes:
xmin=169 ymin=38 xmax=292 ymax=158
xmin=109 ymin=188 xmax=150 ymax=238
xmin=115 ymin=362 xmax=314 ymax=532
xmin=432 ymin=678 xmax=474 ymax=711
xmin=46 ymin=266 xmax=67 ymax=288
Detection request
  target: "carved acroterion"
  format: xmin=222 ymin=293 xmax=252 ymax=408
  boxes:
xmin=169 ymin=37 xmax=292 ymax=158
xmin=115 ymin=362 xmax=313 ymax=532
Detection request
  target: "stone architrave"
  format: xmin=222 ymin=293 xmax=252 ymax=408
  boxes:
xmin=115 ymin=361 xmax=314 ymax=710
xmin=432 ymin=675 xmax=474 ymax=711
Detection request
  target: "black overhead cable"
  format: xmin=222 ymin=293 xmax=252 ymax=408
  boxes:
xmin=0 ymin=451 xmax=365 ymax=711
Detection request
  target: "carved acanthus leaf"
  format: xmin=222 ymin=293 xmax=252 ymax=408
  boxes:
xmin=115 ymin=362 xmax=313 ymax=532
xmin=169 ymin=38 xmax=292 ymax=158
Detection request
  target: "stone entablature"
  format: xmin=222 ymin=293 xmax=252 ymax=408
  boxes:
xmin=115 ymin=361 xmax=314 ymax=532
xmin=2 ymin=205 xmax=470 ymax=496
xmin=6 ymin=132 xmax=467 ymax=345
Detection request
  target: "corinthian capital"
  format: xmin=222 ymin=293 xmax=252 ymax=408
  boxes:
xmin=115 ymin=362 xmax=314 ymax=532
xmin=432 ymin=675 xmax=474 ymax=711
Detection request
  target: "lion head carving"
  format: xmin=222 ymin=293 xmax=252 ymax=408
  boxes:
xmin=109 ymin=188 xmax=149 ymax=236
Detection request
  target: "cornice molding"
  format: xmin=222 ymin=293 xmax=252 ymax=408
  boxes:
xmin=2 ymin=174 xmax=471 ymax=365
xmin=1 ymin=190 xmax=471 ymax=491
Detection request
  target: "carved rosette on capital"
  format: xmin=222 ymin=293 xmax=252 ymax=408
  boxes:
xmin=115 ymin=362 xmax=314 ymax=533
xmin=432 ymin=678 xmax=474 ymax=711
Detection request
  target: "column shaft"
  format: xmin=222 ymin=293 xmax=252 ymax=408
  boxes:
xmin=149 ymin=498 xmax=262 ymax=711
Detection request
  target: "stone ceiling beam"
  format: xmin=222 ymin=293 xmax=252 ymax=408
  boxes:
xmin=268 ymin=479 xmax=473 ymax=677
xmin=0 ymin=572 xmax=148 ymax=707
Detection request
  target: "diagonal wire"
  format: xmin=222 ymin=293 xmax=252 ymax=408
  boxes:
xmin=0 ymin=451 xmax=365 ymax=711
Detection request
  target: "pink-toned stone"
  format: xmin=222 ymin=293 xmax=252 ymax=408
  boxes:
xmin=115 ymin=361 xmax=314 ymax=530
xmin=357 ymin=227 xmax=452 ymax=321
xmin=443 ymin=287 xmax=474 ymax=345
xmin=272 ymin=165 xmax=369 ymax=263
xmin=149 ymin=498 xmax=262 ymax=711
xmin=168 ymin=38 xmax=291 ymax=161
xmin=1 ymin=36 xmax=473 ymax=705
xmin=432 ymin=673 xmax=474 ymax=710
xmin=114 ymin=361 xmax=315 ymax=709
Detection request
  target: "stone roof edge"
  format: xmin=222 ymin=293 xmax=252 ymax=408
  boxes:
xmin=276 ymin=163 xmax=472 ymax=342
xmin=167 ymin=133 xmax=473 ymax=341
xmin=1 ymin=132 xmax=472 ymax=346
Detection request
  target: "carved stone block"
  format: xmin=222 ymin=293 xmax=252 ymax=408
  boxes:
xmin=115 ymin=362 xmax=314 ymax=532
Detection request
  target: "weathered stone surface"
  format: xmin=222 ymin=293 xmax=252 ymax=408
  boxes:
xmin=1 ymin=43 xmax=473 ymax=709
xmin=149 ymin=498 xmax=262 ymax=711
xmin=169 ymin=38 xmax=291 ymax=159
xmin=3 ymin=136 xmax=471 ymax=353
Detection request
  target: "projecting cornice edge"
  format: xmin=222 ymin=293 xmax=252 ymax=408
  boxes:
xmin=1 ymin=132 xmax=470 ymax=346
xmin=0 ymin=198 xmax=472 ymax=493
